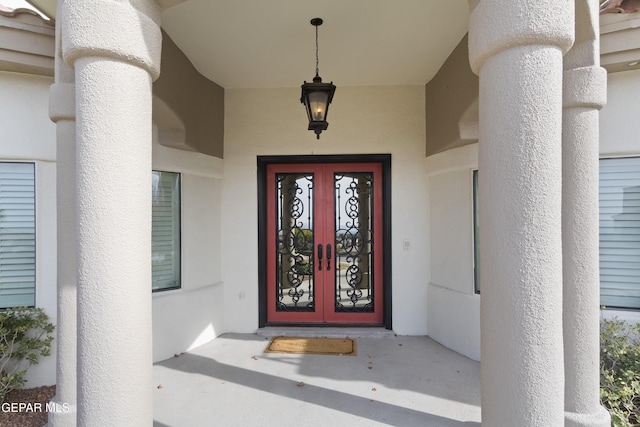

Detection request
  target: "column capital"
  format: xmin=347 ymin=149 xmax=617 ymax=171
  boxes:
xmin=61 ymin=0 xmax=162 ymax=80
xmin=468 ymin=1 xmax=575 ymax=74
xmin=49 ymin=82 xmax=76 ymax=123
xmin=563 ymin=66 xmax=607 ymax=110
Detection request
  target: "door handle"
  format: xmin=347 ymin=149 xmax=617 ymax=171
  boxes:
xmin=317 ymin=244 xmax=323 ymax=271
xmin=326 ymin=244 xmax=332 ymax=270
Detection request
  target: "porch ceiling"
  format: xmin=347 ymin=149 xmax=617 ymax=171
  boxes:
xmin=28 ymin=0 xmax=470 ymax=89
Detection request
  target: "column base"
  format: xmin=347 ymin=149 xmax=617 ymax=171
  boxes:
xmin=47 ymin=397 xmax=76 ymax=426
xmin=565 ymin=405 xmax=611 ymax=427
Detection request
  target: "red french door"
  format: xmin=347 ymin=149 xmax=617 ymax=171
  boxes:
xmin=266 ymin=162 xmax=383 ymax=324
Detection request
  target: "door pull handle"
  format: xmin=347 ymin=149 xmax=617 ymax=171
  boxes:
xmin=326 ymin=244 xmax=332 ymax=270
xmin=317 ymin=244 xmax=323 ymax=271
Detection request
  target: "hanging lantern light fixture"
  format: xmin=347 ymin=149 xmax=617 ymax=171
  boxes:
xmin=300 ymin=18 xmax=336 ymax=139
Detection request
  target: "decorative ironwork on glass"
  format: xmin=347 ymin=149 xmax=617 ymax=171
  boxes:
xmin=334 ymin=173 xmax=374 ymax=312
xmin=275 ymin=173 xmax=315 ymax=312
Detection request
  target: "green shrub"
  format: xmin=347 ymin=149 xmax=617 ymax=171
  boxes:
xmin=600 ymin=317 xmax=640 ymax=427
xmin=0 ymin=307 xmax=54 ymax=402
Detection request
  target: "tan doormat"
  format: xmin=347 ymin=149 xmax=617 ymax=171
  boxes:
xmin=264 ymin=336 xmax=357 ymax=356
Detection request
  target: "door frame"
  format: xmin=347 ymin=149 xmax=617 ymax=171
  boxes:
xmin=257 ymin=154 xmax=392 ymax=329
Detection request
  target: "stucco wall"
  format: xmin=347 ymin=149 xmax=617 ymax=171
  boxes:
xmin=153 ymin=31 xmax=224 ymax=158
xmin=425 ymin=34 xmax=478 ymax=157
xmin=222 ymin=85 xmax=430 ymax=335
xmin=151 ymin=127 xmax=225 ymax=362
xmin=6 ymin=53 xmax=638 ymax=388
xmin=600 ymin=69 xmax=640 ymax=157
xmin=425 ymin=143 xmax=480 ymax=361
xmin=0 ymin=71 xmax=55 ymax=161
xmin=425 ymin=68 xmax=640 ymax=362
xmin=0 ymin=71 xmax=56 ymax=385
xmin=0 ymin=70 xmax=226 ymax=384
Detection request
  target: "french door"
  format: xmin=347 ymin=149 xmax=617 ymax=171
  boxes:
xmin=266 ymin=162 xmax=383 ymax=324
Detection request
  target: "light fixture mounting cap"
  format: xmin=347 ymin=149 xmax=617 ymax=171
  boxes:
xmin=310 ymin=18 xmax=323 ymax=26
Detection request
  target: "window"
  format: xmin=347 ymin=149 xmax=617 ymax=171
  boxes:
xmin=599 ymin=157 xmax=640 ymax=309
xmin=0 ymin=163 xmax=35 ymax=308
xmin=152 ymin=171 xmax=181 ymax=291
xmin=473 ymin=170 xmax=480 ymax=294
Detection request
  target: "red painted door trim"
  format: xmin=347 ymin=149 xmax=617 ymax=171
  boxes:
xmin=266 ymin=162 xmax=383 ymax=324
xmin=266 ymin=163 xmax=324 ymax=323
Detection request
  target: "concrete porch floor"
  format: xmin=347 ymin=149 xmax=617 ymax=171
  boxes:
xmin=152 ymin=330 xmax=481 ymax=427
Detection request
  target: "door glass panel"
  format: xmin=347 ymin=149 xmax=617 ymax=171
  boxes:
xmin=275 ymin=173 xmax=315 ymax=312
xmin=334 ymin=173 xmax=374 ymax=312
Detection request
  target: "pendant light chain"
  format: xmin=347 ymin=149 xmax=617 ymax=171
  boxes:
xmin=315 ymin=23 xmax=320 ymax=78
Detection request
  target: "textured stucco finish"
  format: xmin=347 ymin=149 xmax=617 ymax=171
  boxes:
xmin=49 ymin=77 xmax=78 ymax=424
xmin=2 ymin=8 xmax=226 ymax=421
xmin=48 ymin=5 xmax=77 ymax=422
xmin=470 ymin=1 xmax=573 ymax=425
xmin=563 ymin=104 xmax=611 ymax=427
xmin=424 ymin=63 xmax=637 ymax=426
xmin=468 ymin=1 xmax=574 ymax=74
xmin=563 ymin=2 xmax=611 ymax=425
xmin=74 ymin=57 xmax=154 ymax=427
xmin=2 ymin=1 xmax=632 ymax=425
xmin=50 ymin=119 xmax=78 ymax=426
xmin=61 ymin=0 xmax=161 ymax=79
xmin=478 ymin=47 xmax=566 ymax=425
xmin=60 ymin=0 xmax=161 ymax=424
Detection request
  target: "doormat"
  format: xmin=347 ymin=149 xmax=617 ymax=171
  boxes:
xmin=264 ymin=337 xmax=357 ymax=356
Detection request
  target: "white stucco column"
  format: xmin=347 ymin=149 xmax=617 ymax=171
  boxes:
xmin=60 ymin=0 xmax=161 ymax=425
xmin=562 ymin=1 xmax=610 ymax=426
xmin=48 ymin=1 xmax=77 ymax=423
xmin=468 ymin=1 xmax=574 ymax=425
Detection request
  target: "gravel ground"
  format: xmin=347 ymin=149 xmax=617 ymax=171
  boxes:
xmin=0 ymin=385 xmax=56 ymax=427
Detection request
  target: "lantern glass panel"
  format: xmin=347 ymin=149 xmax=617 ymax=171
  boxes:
xmin=308 ymin=91 xmax=329 ymax=121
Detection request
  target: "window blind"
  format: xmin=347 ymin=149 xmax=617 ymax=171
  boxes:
xmin=0 ymin=163 xmax=35 ymax=308
xmin=599 ymin=157 xmax=640 ymax=309
xmin=152 ymin=171 xmax=181 ymax=291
